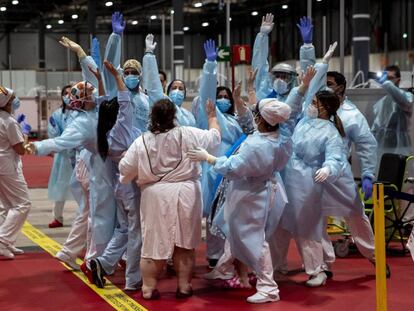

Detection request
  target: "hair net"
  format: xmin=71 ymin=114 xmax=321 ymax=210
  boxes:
xmin=258 ymin=98 xmax=291 ymax=126
xmin=123 ymin=59 xmax=142 ymax=74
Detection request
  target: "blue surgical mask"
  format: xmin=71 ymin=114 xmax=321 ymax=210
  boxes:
xmin=124 ymin=75 xmax=140 ymax=90
xmin=62 ymin=95 xmax=70 ymax=106
xmin=12 ymin=97 xmax=20 ymax=112
xmin=216 ymin=98 xmax=231 ymax=113
xmin=273 ymin=78 xmax=288 ymax=95
xmin=169 ymin=89 xmax=185 ymax=107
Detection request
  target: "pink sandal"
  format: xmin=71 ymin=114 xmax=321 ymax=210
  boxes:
xmin=222 ymin=276 xmax=252 ymax=289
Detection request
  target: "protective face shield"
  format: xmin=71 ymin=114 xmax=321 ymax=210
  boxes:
xmin=216 ymin=98 xmax=231 ymax=113
xmin=271 ymin=63 xmax=297 ymax=95
xmin=306 ymin=104 xmax=318 ymax=119
xmin=169 ymin=89 xmax=185 ymax=107
xmin=69 ymin=81 xmax=95 ymax=110
xmin=12 ymin=97 xmax=20 ymax=112
xmin=124 ymin=75 xmax=141 ymax=90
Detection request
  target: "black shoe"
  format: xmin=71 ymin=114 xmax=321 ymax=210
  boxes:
xmin=208 ymin=259 xmax=218 ymax=269
xmin=176 ymin=287 xmax=193 ymax=299
xmin=370 ymin=260 xmax=391 ymax=279
xmin=90 ymin=258 xmax=106 ymax=288
xmin=324 ymin=270 xmax=334 ymax=279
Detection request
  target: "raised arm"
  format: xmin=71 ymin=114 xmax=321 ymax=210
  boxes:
xmin=252 ymin=13 xmax=274 ymax=101
xmin=142 ymin=34 xmax=166 ymax=106
xmin=102 ymin=11 xmax=125 ymax=99
xmin=381 ymin=79 xmax=413 ymax=112
xmin=194 ymin=39 xmax=218 ymax=129
xmin=297 ymin=16 xmax=316 ymax=73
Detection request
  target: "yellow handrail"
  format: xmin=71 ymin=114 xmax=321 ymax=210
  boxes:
xmin=373 ymin=183 xmax=387 ymax=311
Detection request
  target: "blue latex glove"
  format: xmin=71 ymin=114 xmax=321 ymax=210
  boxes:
xmin=362 ymin=177 xmax=373 ymax=200
xmin=112 ymin=12 xmax=126 ymax=35
xmin=21 ymin=122 xmax=31 ymax=135
xmin=91 ymin=37 xmax=101 ymax=69
xmin=204 ymin=39 xmax=217 ymax=62
xmin=297 ymin=16 xmax=313 ymax=44
xmin=378 ymin=71 xmax=388 ymax=84
xmin=49 ymin=116 xmax=56 ymax=127
xmin=16 ymin=113 xmax=26 ymax=124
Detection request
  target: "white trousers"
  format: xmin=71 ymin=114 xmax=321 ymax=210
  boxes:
xmin=53 ymin=201 xmax=65 ymax=223
xmin=0 ymin=168 xmax=31 ymax=246
xmin=322 ymin=214 xmax=375 ymax=269
xmin=60 ymin=158 xmax=91 ymax=261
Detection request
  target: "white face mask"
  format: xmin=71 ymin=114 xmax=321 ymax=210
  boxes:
xmin=306 ymin=105 xmax=318 ymax=119
xmin=273 ymin=78 xmax=288 ymax=95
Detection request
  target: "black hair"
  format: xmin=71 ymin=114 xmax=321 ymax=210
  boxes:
xmin=166 ymin=79 xmax=187 ymax=97
xmin=327 ymin=71 xmax=346 ymax=96
xmin=159 ymin=70 xmax=167 ymax=82
xmin=253 ymin=103 xmax=280 ymax=132
xmin=316 ymin=90 xmax=345 ymax=137
xmin=61 ymin=84 xmax=72 ymax=113
xmin=97 ymin=97 xmax=119 ymax=161
xmin=216 ymin=86 xmax=235 ymax=115
xmin=385 ymin=65 xmax=401 ymax=79
xmin=149 ymin=99 xmax=177 ymax=134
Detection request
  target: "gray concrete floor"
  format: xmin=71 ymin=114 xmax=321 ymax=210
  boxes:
xmin=15 ymin=188 xmax=77 ymax=248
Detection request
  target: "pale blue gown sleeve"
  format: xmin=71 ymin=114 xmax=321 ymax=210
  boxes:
xmin=299 ymin=43 xmax=316 ymax=73
xmin=107 ymin=90 xmax=141 ymax=155
xmin=323 ymin=132 xmax=346 ymax=183
xmin=34 ymin=122 xmax=87 ymax=156
xmin=79 ymin=56 xmax=99 ymax=89
xmin=48 ymin=110 xmax=63 ymax=138
xmin=142 ymin=52 xmax=168 ymax=106
xmin=103 ymin=33 xmax=122 ymax=100
xmin=302 ymin=62 xmax=329 ymax=111
xmin=252 ymin=32 xmax=273 ymax=101
xmin=194 ymin=60 xmax=218 ymax=130
xmin=381 ymin=81 xmax=414 ymax=112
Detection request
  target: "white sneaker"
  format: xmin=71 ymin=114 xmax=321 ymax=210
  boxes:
xmin=55 ymin=251 xmax=80 ymax=270
xmin=305 ymin=272 xmax=327 ymax=287
xmin=204 ymin=269 xmax=234 ymax=280
xmin=246 ymin=291 xmax=280 ymax=304
xmin=7 ymin=245 xmax=24 ymax=255
xmin=0 ymin=243 xmax=15 ymax=259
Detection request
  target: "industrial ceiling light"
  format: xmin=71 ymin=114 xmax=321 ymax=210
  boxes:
xmin=183 ymin=26 xmax=189 ymax=31
xmin=282 ymin=5 xmax=288 ymax=9
xmin=12 ymin=0 xmax=19 ymax=5
xmin=251 ymin=11 xmax=258 ymax=16
xmin=46 ymin=24 xmax=52 ymax=29
xmin=105 ymin=1 xmax=113 ymax=7
xmin=0 ymin=7 xmax=6 ymax=11
xmin=72 ymin=14 xmax=78 ymax=19
xmin=317 ymin=0 xmax=322 ymax=2
xmin=194 ymin=2 xmax=202 ymax=8
xmin=132 ymin=20 xmax=138 ymax=25
xmin=170 ymin=9 xmax=174 ymax=14
xmin=150 ymin=15 xmax=157 ymax=20
xmin=58 ymin=19 xmax=64 ymax=24
xmin=202 ymin=22 xmax=209 ymax=27
xmin=403 ymin=33 xmax=408 ymax=39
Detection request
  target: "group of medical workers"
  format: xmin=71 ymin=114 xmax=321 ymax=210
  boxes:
xmin=0 ymin=11 xmax=412 ymax=304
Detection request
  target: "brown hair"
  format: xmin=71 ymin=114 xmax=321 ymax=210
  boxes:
xmin=316 ymin=90 xmax=345 ymax=137
xmin=149 ymin=99 xmax=177 ymax=134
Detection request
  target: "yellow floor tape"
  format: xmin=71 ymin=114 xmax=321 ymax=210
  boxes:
xmin=21 ymin=222 xmax=148 ymax=311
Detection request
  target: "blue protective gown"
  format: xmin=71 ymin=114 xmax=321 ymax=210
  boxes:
xmin=192 ymin=59 xmax=244 ymax=215
xmin=47 ymin=108 xmax=75 ymax=201
xmin=371 ymin=81 xmax=414 ymax=159
xmin=322 ymin=98 xmax=378 ymax=217
xmin=102 ymin=33 xmax=151 ymax=133
xmin=143 ymin=52 xmax=196 ymax=127
xmin=34 ymin=109 xmax=117 ymax=249
xmin=211 ymin=89 xmax=302 ymax=272
xmin=280 ymin=114 xmax=346 ymax=241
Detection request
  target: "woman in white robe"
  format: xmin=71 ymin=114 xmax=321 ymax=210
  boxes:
xmin=119 ymin=98 xmax=221 ymax=299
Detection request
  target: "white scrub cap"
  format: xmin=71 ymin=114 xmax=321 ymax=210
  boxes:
xmin=258 ymin=98 xmax=291 ymax=126
xmin=0 ymin=86 xmax=14 ymax=108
